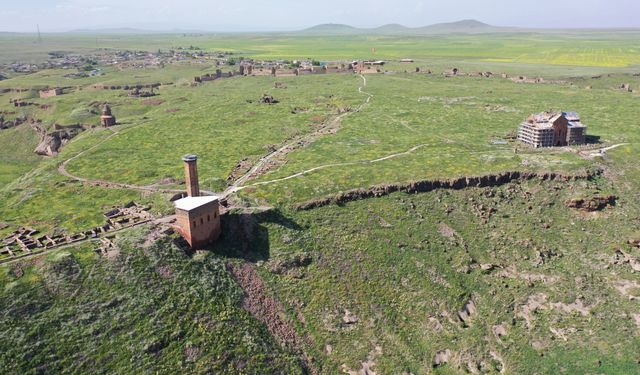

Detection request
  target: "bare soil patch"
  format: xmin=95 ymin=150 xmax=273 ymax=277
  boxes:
xmin=438 ymin=222 xmax=457 ymax=239
xmin=342 ymin=346 xmax=382 ymax=375
xmin=141 ymin=99 xmax=165 ymax=106
xmin=227 ymin=261 xmax=315 ymax=372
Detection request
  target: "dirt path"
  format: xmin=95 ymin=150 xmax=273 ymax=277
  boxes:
xmin=223 ymin=74 xmax=373 ymax=197
xmin=227 ymin=261 xmax=317 ymax=373
xmin=580 ymin=143 xmax=630 ymax=159
xmin=226 ymin=144 xmax=428 ymax=194
xmin=230 ymin=144 xmax=526 ymax=193
xmin=57 ymin=125 xmax=216 ymax=195
xmin=57 ymin=75 xmax=372 ymax=200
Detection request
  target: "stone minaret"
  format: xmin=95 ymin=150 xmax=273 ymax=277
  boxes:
xmin=182 ymin=154 xmax=200 ymax=197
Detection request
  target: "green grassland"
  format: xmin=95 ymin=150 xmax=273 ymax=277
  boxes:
xmin=3 ymin=32 xmax=640 ymax=71
xmin=1 ymin=32 xmax=640 ymax=374
xmin=243 ymin=73 xmax=640 ymax=205
xmin=253 ymin=174 xmax=640 ymax=374
xmin=0 ymin=124 xmax=42 ymax=186
xmin=0 ymin=228 xmax=302 ymax=374
xmin=62 ymin=74 xmax=363 ymax=187
xmin=0 ymin=64 xmax=223 ymax=90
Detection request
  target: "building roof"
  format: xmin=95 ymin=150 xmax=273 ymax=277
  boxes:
xmin=525 ymin=111 xmax=576 ymax=129
xmin=174 ymin=195 xmax=219 ymax=211
xmin=568 ymin=121 xmax=586 ymax=128
xmin=562 ymin=111 xmax=580 ymax=121
xmin=182 ymin=154 xmax=197 ymax=162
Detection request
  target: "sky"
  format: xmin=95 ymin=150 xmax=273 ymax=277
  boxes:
xmin=0 ymin=0 xmax=638 ymax=32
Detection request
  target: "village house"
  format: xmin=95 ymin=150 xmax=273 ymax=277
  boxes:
xmin=517 ymin=111 xmax=587 ymax=148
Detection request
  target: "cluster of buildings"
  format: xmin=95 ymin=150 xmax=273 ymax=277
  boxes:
xmin=517 ymin=111 xmax=587 ymax=148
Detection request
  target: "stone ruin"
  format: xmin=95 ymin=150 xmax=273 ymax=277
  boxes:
xmin=34 ymin=131 xmax=75 ymax=156
xmin=0 ymin=113 xmax=28 ymax=130
xmin=128 ymin=87 xmax=157 ymax=98
xmin=33 ymin=122 xmax=81 ymax=157
xmin=565 ymin=195 xmax=617 ymax=212
xmin=39 ymin=88 xmax=63 ymax=98
xmin=259 ymin=94 xmax=279 ymax=104
xmin=100 ymin=104 xmax=117 ymax=127
xmin=92 ymin=83 xmax=162 ymax=91
xmin=103 ymin=201 xmax=154 ymax=229
xmin=9 ymin=98 xmax=34 ymax=107
xmin=191 ymin=60 xmax=378 ymax=87
xmin=95 ymin=237 xmax=116 ymax=256
xmin=0 ymin=202 xmax=153 ymax=263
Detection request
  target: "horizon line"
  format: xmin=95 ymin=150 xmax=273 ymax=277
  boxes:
xmin=1 ymin=19 xmax=640 ymax=34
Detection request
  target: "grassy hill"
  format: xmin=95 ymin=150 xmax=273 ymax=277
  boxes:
xmin=415 ymin=19 xmax=504 ymax=34
xmin=300 ymin=23 xmax=360 ymax=35
xmin=0 ymin=229 xmax=303 ymax=373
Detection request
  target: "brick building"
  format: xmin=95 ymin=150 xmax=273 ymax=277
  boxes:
xmin=562 ymin=111 xmax=588 ymax=145
xmin=174 ymin=155 xmax=221 ymax=249
xmin=517 ymin=111 xmax=587 ymax=148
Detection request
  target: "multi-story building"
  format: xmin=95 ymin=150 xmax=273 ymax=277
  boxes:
xmin=517 ymin=111 xmax=587 ymax=148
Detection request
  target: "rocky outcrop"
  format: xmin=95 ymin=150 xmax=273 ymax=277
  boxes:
xmin=295 ymin=170 xmax=600 ymax=211
xmin=33 ymin=125 xmax=81 ymax=156
xmin=268 ymin=253 xmax=312 ymax=275
xmin=457 ymin=299 xmax=477 ymax=324
xmin=565 ymin=195 xmax=617 ymax=211
xmin=259 ymin=94 xmax=279 ymax=104
xmin=0 ymin=115 xmax=28 ymax=130
xmin=433 ymin=349 xmax=452 ymax=367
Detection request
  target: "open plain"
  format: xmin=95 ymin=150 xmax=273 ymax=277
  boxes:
xmin=1 ymin=29 xmax=640 ymax=374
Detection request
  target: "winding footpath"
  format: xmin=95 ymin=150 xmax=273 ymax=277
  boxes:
xmin=222 ymin=74 xmax=374 ymax=196
xmin=228 ymin=144 xmax=428 ymax=193
xmin=57 ymin=74 xmax=375 ymax=198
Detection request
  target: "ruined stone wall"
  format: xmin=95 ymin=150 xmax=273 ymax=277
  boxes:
xmin=294 ymin=170 xmax=600 ymax=210
xmin=39 ymin=88 xmax=62 ymax=98
xmin=92 ymin=83 xmax=163 ymax=91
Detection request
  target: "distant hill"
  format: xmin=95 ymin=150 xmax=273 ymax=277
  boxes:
xmin=415 ymin=19 xmax=504 ymax=34
xmin=300 ymin=19 xmax=507 ymax=35
xmin=371 ymin=24 xmax=412 ymax=34
xmin=300 ymin=24 xmax=360 ymax=35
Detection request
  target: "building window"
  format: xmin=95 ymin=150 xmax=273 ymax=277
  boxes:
xmin=207 ymin=215 xmax=210 ymax=222
xmin=200 ymin=218 xmax=204 ymax=225
xmin=193 ymin=221 xmax=196 ymax=227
